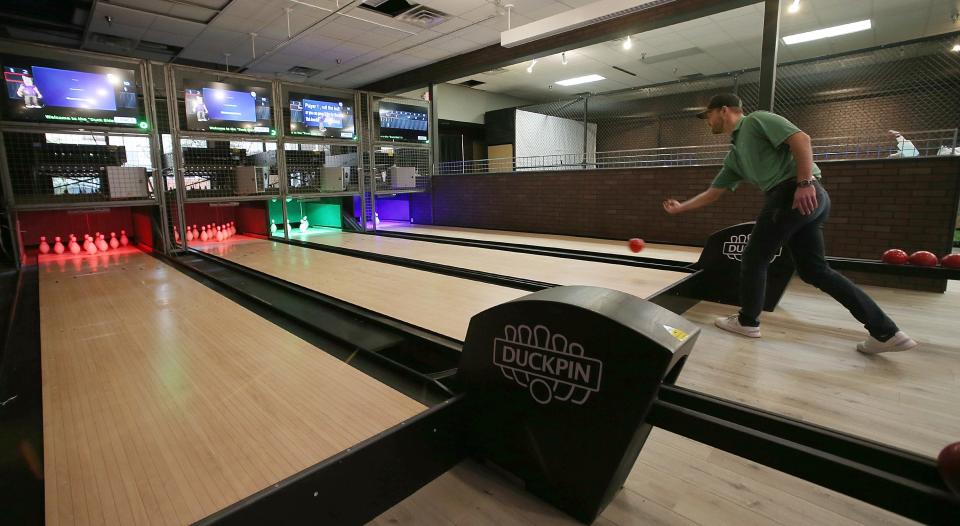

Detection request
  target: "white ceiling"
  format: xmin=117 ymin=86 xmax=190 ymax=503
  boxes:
xmin=89 ymin=0 xmax=600 ymax=88
xmin=449 ymin=0 xmax=960 ymax=100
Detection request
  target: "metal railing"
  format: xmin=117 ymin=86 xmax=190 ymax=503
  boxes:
xmin=434 ymin=128 xmax=959 ymax=175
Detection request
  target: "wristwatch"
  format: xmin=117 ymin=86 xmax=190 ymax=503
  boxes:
xmin=796 ymin=178 xmax=815 ymax=188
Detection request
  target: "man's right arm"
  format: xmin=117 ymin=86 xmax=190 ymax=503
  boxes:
xmin=663 ymin=186 xmax=726 ymax=214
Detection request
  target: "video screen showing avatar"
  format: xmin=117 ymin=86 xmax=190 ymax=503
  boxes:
xmin=184 ymin=79 xmax=273 ymax=135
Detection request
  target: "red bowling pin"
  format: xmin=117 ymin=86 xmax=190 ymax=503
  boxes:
xmin=109 ymin=232 xmax=120 ymax=249
xmin=39 ymin=236 xmax=50 ymax=254
xmin=120 ymin=230 xmax=129 ymax=246
xmin=53 ymin=236 xmax=65 ymax=254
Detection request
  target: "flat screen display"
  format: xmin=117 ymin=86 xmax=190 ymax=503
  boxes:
xmin=1 ymin=57 xmax=141 ymax=127
xmin=184 ymin=79 xmax=273 ymax=135
xmin=288 ymin=92 xmax=355 ymax=138
xmin=377 ymin=101 xmax=428 ymax=143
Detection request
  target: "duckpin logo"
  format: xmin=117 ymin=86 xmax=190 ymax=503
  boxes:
xmin=493 ymin=324 xmax=602 ymax=405
xmin=722 ymin=234 xmax=781 ymax=262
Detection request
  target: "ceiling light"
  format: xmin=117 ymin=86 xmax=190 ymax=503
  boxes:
xmin=561 ymin=52 xmax=568 ymax=65
xmin=556 ymin=74 xmax=605 ymax=86
xmin=787 ymin=0 xmax=800 ymax=14
xmin=782 ymin=19 xmax=871 ymax=45
xmin=526 ymin=58 xmax=537 ymax=73
xmin=623 ymin=35 xmax=633 ymax=50
xmin=952 ymin=44 xmax=960 ymax=52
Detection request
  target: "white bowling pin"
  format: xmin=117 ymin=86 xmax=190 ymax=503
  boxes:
xmin=109 ymin=232 xmax=120 ymax=249
xmin=85 ymin=236 xmax=98 ymax=255
xmin=69 ymin=235 xmax=81 ymax=255
xmin=192 ymin=225 xmax=199 ymax=239
xmin=186 ymin=226 xmax=194 ymax=242
xmin=200 ymin=226 xmax=208 ymax=241
xmin=39 ymin=236 xmax=50 ymax=254
xmin=270 ymin=220 xmax=277 ymax=234
xmin=53 ymin=236 xmax=64 ymax=254
xmin=299 ymin=216 xmax=309 ymax=233
xmin=173 ymin=226 xmax=181 ymax=244
xmin=120 ymin=230 xmax=129 ymax=246
xmin=216 ymin=226 xmax=223 ymax=242
xmin=97 ymin=234 xmax=109 ymax=252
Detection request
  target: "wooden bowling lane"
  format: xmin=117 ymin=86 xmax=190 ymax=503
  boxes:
xmin=289 ymin=228 xmax=690 ymax=294
xmin=372 ymin=428 xmax=915 ymax=526
xmin=200 ymin=237 xmax=960 ymax=459
xmin=195 ymin=237 xmax=683 ymax=341
xmin=38 ymin=249 xmax=425 ymax=526
xmin=375 ymin=222 xmax=702 ymax=263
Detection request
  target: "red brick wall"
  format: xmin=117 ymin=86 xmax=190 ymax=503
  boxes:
xmin=429 ymin=157 xmax=960 ymax=290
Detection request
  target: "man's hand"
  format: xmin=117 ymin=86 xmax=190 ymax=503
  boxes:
xmin=662 ymin=199 xmax=683 ymax=214
xmin=793 ymin=185 xmax=817 ymax=215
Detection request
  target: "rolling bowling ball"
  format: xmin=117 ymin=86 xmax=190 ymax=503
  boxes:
xmin=880 ymin=249 xmax=909 ymax=265
xmin=941 ymin=253 xmax=960 ymax=269
xmin=628 ymin=238 xmax=645 ymax=253
xmin=908 ymin=251 xmax=939 ymax=267
xmin=938 ymin=441 xmax=960 ymax=495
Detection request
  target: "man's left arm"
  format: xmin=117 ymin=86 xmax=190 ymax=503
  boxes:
xmin=785 ymin=131 xmax=818 ymax=215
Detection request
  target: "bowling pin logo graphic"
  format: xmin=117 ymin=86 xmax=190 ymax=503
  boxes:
xmin=722 ymin=233 xmax=781 ymax=262
xmin=493 ymin=324 xmax=602 ymax=405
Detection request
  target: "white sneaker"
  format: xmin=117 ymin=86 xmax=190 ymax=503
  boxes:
xmin=714 ymin=314 xmax=761 ymax=338
xmin=857 ymin=331 xmax=917 ymax=354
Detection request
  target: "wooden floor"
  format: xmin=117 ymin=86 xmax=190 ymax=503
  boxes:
xmin=38 ymin=248 xmax=425 ymax=525
xmin=293 ymin=228 xmax=691 ymax=294
xmin=375 ymin=222 xmax=702 ymax=263
xmin=191 ymin=237 xmax=925 ymax=525
xmin=199 ymin=236 xmax=960 ymax=458
xmin=373 ymin=428 xmax=915 ymax=526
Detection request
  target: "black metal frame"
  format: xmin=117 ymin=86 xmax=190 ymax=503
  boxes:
xmin=0 ymin=264 xmax=43 ymax=525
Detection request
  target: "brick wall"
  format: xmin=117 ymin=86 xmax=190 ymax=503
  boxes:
xmin=429 ymin=157 xmax=960 ymax=291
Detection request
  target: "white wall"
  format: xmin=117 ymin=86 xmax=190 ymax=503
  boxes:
xmin=515 ymin=110 xmax=597 ymax=169
xmin=435 ymin=83 xmax=531 ymax=124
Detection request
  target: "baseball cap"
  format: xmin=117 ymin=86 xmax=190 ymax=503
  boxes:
xmin=696 ymin=93 xmax=742 ymax=119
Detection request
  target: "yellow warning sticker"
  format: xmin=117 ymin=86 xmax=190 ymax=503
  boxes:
xmin=663 ymin=325 xmax=689 ymax=342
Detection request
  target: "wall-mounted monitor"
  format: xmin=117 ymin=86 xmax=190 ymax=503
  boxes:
xmin=1 ymin=57 xmax=142 ymax=128
xmin=288 ymin=92 xmax=355 ymax=139
xmin=184 ymin=79 xmax=273 ymax=135
xmin=377 ymin=101 xmax=428 ymax=144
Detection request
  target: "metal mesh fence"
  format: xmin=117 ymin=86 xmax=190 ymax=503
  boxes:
xmin=3 ymin=129 xmax=157 ymax=206
xmin=775 ymin=35 xmax=960 ymax=143
xmin=163 ymin=138 xmax=280 ymax=199
xmin=432 ymin=32 xmax=960 ymax=176
xmin=371 ymin=145 xmax=430 ymax=193
xmin=284 ymin=143 xmax=361 ymax=195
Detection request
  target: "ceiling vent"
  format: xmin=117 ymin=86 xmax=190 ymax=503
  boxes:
xmin=397 ymin=5 xmax=448 ymax=27
xmin=482 ymin=67 xmax=511 ymax=76
xmin=641 ymin=47 xmax=705 ymax=64
xmin=288 ymin=66 xmax=321 ymax=77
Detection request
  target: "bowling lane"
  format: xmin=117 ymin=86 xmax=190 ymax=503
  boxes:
xmin=286 ymin=228 xmax=690 ymax=293
xmin=38 ymin=249 xmax=425 ymax=526
xmin=375 ymin=222 xmax=702 ymax=263
xmin=194 ymin=237 xmax=683 ymax=341
xmin=373 ymin=428 xmax=915 ymax=526
xmin=198 ymin=237 xmax=960 ymax=458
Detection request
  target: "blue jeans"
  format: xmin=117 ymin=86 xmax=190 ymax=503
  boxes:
xmin=738 ymin=179 xmax=899 ymax=340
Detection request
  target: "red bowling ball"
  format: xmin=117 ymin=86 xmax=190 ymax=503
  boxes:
xmin=938 ymin=441 xmax=960 ymax=496
xmin=880 ymin=249 xmax=909 ymax=265
xmin=941 ymin=253 xmax=960 ymax=269
xmin=628 ymin=238 xmax=645 ymax=253
xmin=908 ymin=250 xmax=939 ymax=267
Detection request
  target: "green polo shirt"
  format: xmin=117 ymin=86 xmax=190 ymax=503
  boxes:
xmin=711 ymin=111 xmax=821 ymax=192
